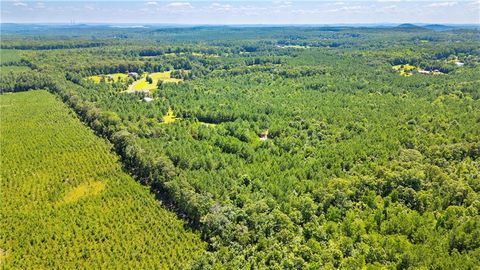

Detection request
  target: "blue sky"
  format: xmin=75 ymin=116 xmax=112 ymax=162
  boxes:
xmin=1 ymin=0 xmax=479 ymax=24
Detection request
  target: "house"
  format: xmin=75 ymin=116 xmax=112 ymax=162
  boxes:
xmin=418 ymin=69 xmax=430 ymax=74
xmin=260 ymin=130 xmax=269 ymax=141
xmin=128 ymin=72 xmax=139 ymax=78
xmin=127 ymin=89 xmax=149 ymax=95
xmin=455 ymin=61 xmax=464 ymax=67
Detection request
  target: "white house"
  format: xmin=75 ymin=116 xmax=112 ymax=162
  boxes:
xmin=418 ymin=69 xmax=430 ymax=74
xmin=128 ymin=72 xmax=139 ymax=78
xmin=143 ymin=97 xmax=154 ymax=102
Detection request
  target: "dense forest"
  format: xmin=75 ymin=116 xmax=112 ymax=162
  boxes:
xmin=1 ymin=24 xmax=479 ymax=269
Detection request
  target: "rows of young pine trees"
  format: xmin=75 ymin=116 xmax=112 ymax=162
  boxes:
xmin=0 ymin=90 xmax=205 ymax=268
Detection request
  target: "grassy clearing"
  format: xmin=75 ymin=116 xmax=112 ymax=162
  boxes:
xmin=62 ymin=181 xmax=106 ymax=204
xmin=150 ymin=71 xmax=182 ymax=83
xmin=164 ymin=52 xmax=184 ymax=57
xmin=164 ymin=52 xmax=219 ymax=58
xmin=87 ymin=71 xmax=182 ymax=92
xmin=128 ymin=71 xmax=182 ymax=92
xmin=200 ymin=122 xmax=217 ymax=127
xmin=162 ymin=108 xmax=177 ymax=124
xmin=392 ymin=64 xmax=445 ymax=76
xmin=392 ymin=64 xmax=416 ymax=76
xmin=192 ymin=52 xmax=220 ymax=58
xmin=278 ymin=45 xmax=309 ymax=49
xmin=87 ymin=73 xmax=128 ymax=83
xmin=0 ymin=90 xmax=205 ymax=268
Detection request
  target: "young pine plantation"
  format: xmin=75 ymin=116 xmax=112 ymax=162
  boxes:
xmin=0 ymin=91 xmax=205 ymax=268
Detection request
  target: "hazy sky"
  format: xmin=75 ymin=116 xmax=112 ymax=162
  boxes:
xmin=1 ymin=0 xmax=479 ymax=24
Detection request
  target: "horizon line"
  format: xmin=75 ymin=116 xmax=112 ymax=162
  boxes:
xmin=2 ymin=22 xmax=479 ymax=26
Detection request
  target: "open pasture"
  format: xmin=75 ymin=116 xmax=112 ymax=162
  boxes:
xmin=392 ymin=64 xmax=416 ymax=76
xmin=162 ymin=107 xmax=177 ymax=124
xmin=87 ymin=73 xmax=128 ymax=83
xmin=128 ymin=71 xmax=182 ymax=92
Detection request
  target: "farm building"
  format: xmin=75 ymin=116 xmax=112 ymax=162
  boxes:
xmin=418 ymin=69 xmax=430 ymax=74
xmin=128 ymin=72 xmax=139 ymax=78
xmin=260 ymin=130 xmax=269 ymax=141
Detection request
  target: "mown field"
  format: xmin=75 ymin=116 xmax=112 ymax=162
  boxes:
xmin=0 ymin=91 xmax=205 ymax=269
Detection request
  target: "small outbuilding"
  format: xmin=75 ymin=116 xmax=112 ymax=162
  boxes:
xmin=260 ymin=130 xmax=269 ymax=141
xmin=128 ymin=72 xmax=139 ymax=78
xmin=418 ymin=69 xmax=430 ymax=74
xmin=143 ymin=97 xmax=154 ymax=102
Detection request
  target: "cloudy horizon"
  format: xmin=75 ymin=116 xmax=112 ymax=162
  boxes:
xmin=1 ymin=0 xmax=479 ymax=25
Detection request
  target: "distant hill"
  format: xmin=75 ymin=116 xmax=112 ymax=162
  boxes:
xmin=423 ymin=24 xmax=455 ymax=31
xmin=395 ymin=23 xmax=480 ymax=31
xmin=397 ymin=23 xmax=419 ymax=28
xmin=395 ymin=23 xmax=427 ymax=29
xmin=392 ymin=23 xmax=430 ymax=32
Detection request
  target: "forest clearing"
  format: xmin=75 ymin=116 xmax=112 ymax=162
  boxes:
xmin=87 ymin=71 xmax=182 ymax=92
xmin=128 ymin=72 xmax=183 ymax=92
xmin=88 ymin=73 xmax=128 ymax=83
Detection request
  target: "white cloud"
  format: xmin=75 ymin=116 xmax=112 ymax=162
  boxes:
xmin=376 ymin=4 xmax=398 ymax=12
xmin=328 ymin=5 xmax=363 ymax=12
xmin=13 ymin=1 xmax=28 ymax=7
xmin=273 ymin=1 xmax=292 ymax=8
xmin=146 ymin=1 xmax=158 ymax=6
xmin=426 ymin=1 xmax=458 ymax=8
xmin=468 ymin=0 xmax=480 ymax=6
xmin=210 ymin=3 xmax=232 ymax=11
xmin=165 ymin=2 xmax=193 ymax=9
xmin=238 ymin=5 xmax=267 ymax=12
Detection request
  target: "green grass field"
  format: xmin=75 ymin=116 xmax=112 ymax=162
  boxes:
xmin=128 ymin=71 xmax=182 ymax=92
xmin=162 ymin=107 xmax=177 ymax=124
xmin=87 ymin=73 xmax=128 ymax=83
xmin=392 ymin=64 xmax=416 ymax=76
xmin=192 ymin=52 xmax=220 ymax=58
xmin=0 ymin=91 xmax=205 ymax=269
xmin=279 ymin=45 xmax=309 ymax=49
xmin=86 ymin=71 xmax=181 ymax=92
